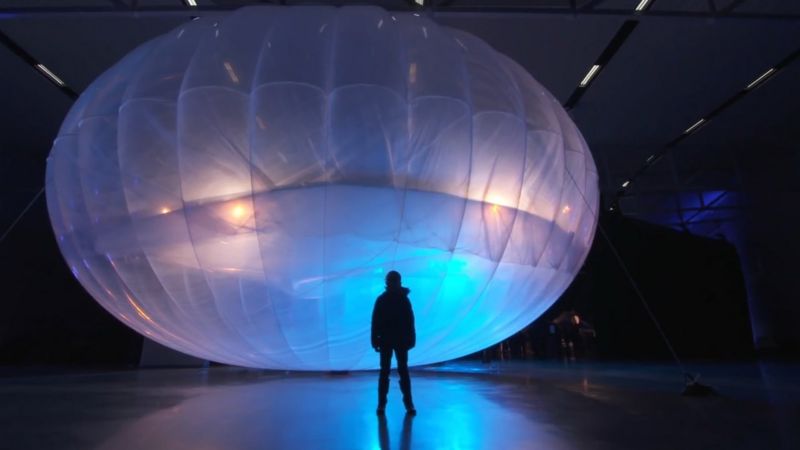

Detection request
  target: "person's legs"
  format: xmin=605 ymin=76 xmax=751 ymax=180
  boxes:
xmin=378 ymin=347 xmax=393 ymax=410
xmin=395 ymin=348 xmax=414 ymax=411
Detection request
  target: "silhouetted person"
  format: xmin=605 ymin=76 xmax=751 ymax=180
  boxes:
xmin=372 ymin=270 xmax=416 ymax=415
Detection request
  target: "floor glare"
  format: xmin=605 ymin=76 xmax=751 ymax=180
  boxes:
xmin=1 ymin=360 xmax=798 ymax=449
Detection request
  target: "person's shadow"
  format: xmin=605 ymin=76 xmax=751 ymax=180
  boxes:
xmin=378 ymin=414 xmax=414 ymax=450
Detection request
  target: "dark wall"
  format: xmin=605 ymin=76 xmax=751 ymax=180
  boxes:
xmin=532 ymin=212 xmax=753 ymax=361
xmin=0 ymin=198 xmax=142 ymax=367
xmin=729 ymin=149 xmax=800 ymax=354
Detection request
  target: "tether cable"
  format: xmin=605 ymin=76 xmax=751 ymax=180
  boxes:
xmin=564 ymin=168 xmax=709 ymax=391
xmin=0 ymin=186 xmax=45 ymax=247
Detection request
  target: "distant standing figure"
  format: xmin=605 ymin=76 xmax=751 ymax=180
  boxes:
xmin=372 ymin=270 xmax=416 ymax=415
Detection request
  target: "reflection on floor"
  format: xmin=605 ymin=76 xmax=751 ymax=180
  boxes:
xmin=1 ymin=360 xmax=798 ymax=449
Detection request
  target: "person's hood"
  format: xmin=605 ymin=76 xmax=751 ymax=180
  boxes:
xmin=386 ymin=286 xmax=411 ymax=296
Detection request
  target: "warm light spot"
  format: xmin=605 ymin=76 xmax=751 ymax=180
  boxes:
xmin=126 ymin=295 xmax=153 ymax=323
xmin=491 ymin=204 xmax=501 ymax=214
xmin=223 ymin=61 xmax=240 ymax=84
xmin=225 ymin=201 xmax=253 ymax=221
xmin=160 ymin=207 xmax=171 ymax=214
xmin=409 ymin=63 xmax=417 ymax=84
xmin=561 ymin=205 xmax=571 ymax=214
xmin=231 ymin=205 xmax=245 ymax=219
xmin=485 ymin=194 xmax=514 ymax=210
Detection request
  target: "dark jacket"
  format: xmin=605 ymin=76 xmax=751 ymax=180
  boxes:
xmin=371 ymin=286 xmax=416 ymax=350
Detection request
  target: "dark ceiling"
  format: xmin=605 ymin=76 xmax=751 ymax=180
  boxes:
xmin=1 ymin=0 xmax=799 ymax=238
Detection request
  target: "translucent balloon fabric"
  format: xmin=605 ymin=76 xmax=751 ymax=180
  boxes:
xmin=45 ymin=6 xmax=599 ymax=370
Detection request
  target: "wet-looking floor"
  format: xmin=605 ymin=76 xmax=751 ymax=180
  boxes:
xmin=1 ymin=361 xmax=798 ymax=449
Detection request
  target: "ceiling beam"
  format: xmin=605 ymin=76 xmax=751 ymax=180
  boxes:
xmin=564 ymin=20 xmax=638 ymax=110
xmin=0 ymin=29 xmax=78 ymax=99
xmin=614 ymin=46 xmax=800 ymax=200
xmin=1 ymin=3 xmax=799 ymax=22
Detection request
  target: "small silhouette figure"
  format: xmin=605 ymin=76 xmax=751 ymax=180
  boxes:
xmin=372 ymin=270 xmax=416 ymax=415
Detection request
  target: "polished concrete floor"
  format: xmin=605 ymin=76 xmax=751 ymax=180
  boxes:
xmin=1 ymin=360 xmax=798 ymax=449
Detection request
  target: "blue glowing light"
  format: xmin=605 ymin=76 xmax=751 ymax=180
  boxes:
xmin=45 ymin=6 xmax=599 ymax=370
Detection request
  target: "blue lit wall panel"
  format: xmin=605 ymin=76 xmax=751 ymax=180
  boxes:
xmin=45 ymin=6 xmax=599 ymax=370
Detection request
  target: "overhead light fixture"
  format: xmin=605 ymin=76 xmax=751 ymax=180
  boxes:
xmin=184 ymin=0 xmax=197 ymax=6
xmin=414 ymin=0 xmax=425 ymax=5
xmin=684 ymin=118 xmax=706 ymax=134
xmin=35 ymin=63 xmax=65 ymax=86
xmin=745 ymin=68 xmax=776 ymax=90
xmin=635 ymin=0 xmax=652 ymax=12
xmin=621 ymin=180 xmax=630 ymax=188
xmin=579 ymin=64 xmax=601 ymax=88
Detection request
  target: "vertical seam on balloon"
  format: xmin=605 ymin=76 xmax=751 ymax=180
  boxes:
xmin=558 ymin=176 xmax=587 ymax=272
xmin=525 ymin=135 xmax=556 ymax=264
xmin=490 ymin=119 xmax=593 ymax=345
xmin=562 ymin=155 xmax=599 ymax=273
xmin=552 ymin=117 xmax=585 ymax=271
xmin=46 ymin=65 xmax=134 ymax=334
xmin=100 ymin=39 xmax=208 ymax=356
xmin=246 ymin=9 xmax=305 ymax=369
xmin=68 ymin=48 xmax=188 ymax=349
xmin=56 ymin=89 xmax=131 ymax=322
xmin=389 ymin=9 xmax=412 ymax=269
xmin=175 ymin=20 xmax=265 ymax=368
xmin=320 ymin=9 xmax=340 ymax=370
xmin=51 ymin=138 xmax=134 ymax=333
xmin=99 ymin=87 xmax=204 ymax=354
xmin=116 ymin=38 xmax=244 ymax=364
xmin=437 ymin=49 xmax=530 ymax=359
xmin=412 ymin=29 xmax=474 ymax=364
xmin=532 ymin=101 xmax=569 ymax=269
xmin=125 ymin=36 xmax=251 ymax=364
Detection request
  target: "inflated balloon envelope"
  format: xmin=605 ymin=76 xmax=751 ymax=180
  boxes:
xmin=46 ymin=6 xmax=599 ymax=370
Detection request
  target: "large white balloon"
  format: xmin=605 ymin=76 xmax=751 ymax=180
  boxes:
xmin=46 ymin=6 xmax=599 ymax=370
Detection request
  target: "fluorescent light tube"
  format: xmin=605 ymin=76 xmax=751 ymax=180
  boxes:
xmin=745 ymin=68 xmax=776 ymax=90
xmin=621 ymin=180 xmax=630 ymax=188
xmin=684 ymin=118 xmax=706 ymax=134
xmin=635 ymin=0 xmax=651 ymax=11
xmin=35 ymin=64 xmax=65 ymax=86
xmin=579 ymin=64 xmax=601 ymax=88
